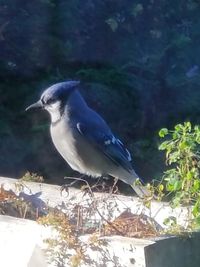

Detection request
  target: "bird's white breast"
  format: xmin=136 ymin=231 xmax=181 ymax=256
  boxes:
xmin=50 ymin=120 xmax=81 ymax=172
xmin=50 ymin=119 xmax=102 ymax=177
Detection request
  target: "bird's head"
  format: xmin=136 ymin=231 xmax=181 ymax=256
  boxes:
xmin=26 ymin=81 xmax=80 ymax=123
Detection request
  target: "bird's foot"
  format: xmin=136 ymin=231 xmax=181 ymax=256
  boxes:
xmin=109 ymin=178 xmax=119 ymax=195
xmin=88 ymin=176 xmax=107 ymax=193
xmin=61 ymin=175 xmax=95 ymax=197
xmin=60 ymin=179 xmax=78 ymax=196
xmin=60 ymin=176 xmax=83 ymax=195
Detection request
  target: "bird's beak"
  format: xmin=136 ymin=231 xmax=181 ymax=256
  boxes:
xmin=25 ymin=100 xmax=43 ymax=111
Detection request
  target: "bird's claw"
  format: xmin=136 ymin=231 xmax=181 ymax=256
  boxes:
xmin=60 ymin=179 xmax=78 ymax=196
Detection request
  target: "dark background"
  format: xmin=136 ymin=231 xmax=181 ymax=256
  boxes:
xmin=1 ymin=0 xmax=200 ymax=190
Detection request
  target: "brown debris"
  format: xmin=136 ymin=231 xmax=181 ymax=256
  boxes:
xmin=103 ymin=210 xmax=159 ymax=238
xmin=0 ymin=184 xmax=17 ymax=201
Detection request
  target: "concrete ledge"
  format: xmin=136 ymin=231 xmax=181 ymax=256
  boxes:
xmin=0 ymin=176 xmax=199 ymax=267
xmin=0 ymin=176 xmax=189 ymax=228
xmin=80 ymin=234 xmax=200 ymax=267
xmin=0 ymin=215 xmax=47 ymax=267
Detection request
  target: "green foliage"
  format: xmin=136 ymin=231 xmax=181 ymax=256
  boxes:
xmin=159 ymin=122 xmax=200 ymax=229
xmin=20 ymin=171 xmax=44 ymax=183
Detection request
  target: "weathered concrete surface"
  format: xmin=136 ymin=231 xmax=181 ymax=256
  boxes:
xmin=0 ymin=215 xmax=47 ymax=267
xmin=80 ymin=235 xmax=155 ymax=267
xmin=0 ymin=176 xmax=189 ymax=228
xmin=0 ymin=176 xmax=200 ymax=267
xmin=28 ymin=245 xmax=48 ymax=267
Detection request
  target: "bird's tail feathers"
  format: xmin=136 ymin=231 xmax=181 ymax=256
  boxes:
xmin=131 ymin=183 xmax=151 ymax=198
xmin=125 ymin=169 xmax=151 ymax=198
xmin=111 ymin=168 xmax=151 ymax=198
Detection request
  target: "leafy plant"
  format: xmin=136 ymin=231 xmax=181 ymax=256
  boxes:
xmin=20 ymin=171 xmax=44 ymax=183
xmin=159 ymin=122 xmax=200 ymax=229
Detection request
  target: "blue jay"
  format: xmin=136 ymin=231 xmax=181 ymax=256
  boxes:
xmin=26 ymin=81 xmax=149 ymax=198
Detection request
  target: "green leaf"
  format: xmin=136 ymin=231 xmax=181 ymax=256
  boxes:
xmin=195 ymin=133 xmax=200 ymax=144
xmin=163 ymin=216 xmax=177 ymax=226
xmin=179 ymin=141 xmax=188 ymax=150
xmin=175 ymin=124 xmax=183 ymax=132
xmin=168 ymin=151 xmax=180 ymax=164
xmin=194 ymin=125 xmax=200 ymax=132
xmin=186 ymin=171 xmax=193 ymax=180
xmin=166 ymin=177 xmax=182 ymax=192
xmin=172 ymin=131 xmax=179 ymax=139
xmin=158 ymin=128 xmax=168 ymax=138
xmin=158 ymin=184 xmax=164 ymax=192
xmin=194 ymin=215 xmax=200 ymax=227
xmin=158 ymin=141 xmax=169 ymax=150
xmin=164 ymin=168 xmax=177 ymax=178
xmin=193 ymin=180 xmax=200 ymax=191
xmin=166 ymin=182 xmax=175 ymax=192
xmin=173 ymin=180 xmax=182 ymax=191
xmin=184 ymin=122 xmax=191 ymax=131
xmin=171 ymin=194 xmax=182 ymax=208
xmin=192 ymin=201 xmax=200 ymax=217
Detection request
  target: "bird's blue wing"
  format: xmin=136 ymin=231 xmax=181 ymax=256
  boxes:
xmin=76 ymin=122 xmax=133 ymax=173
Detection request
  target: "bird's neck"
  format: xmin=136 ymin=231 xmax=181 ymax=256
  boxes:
xmin=50 ymin=109 xmax=62 ymax=125
xmin=50 ymin=90 xmax=88 ymax=127
xmin=65 ymin=90 xmax=88 ymax=115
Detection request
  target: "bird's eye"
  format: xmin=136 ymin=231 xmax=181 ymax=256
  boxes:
xmin=46 ymin=98 xmax=57 ymax=105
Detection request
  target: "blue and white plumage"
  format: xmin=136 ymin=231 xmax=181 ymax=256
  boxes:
xmin=26 ymin=81 xmax=149 ymax=198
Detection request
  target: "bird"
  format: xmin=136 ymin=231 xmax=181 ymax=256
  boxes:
xmin=26 ymin=81 xmax=150 ymax=198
